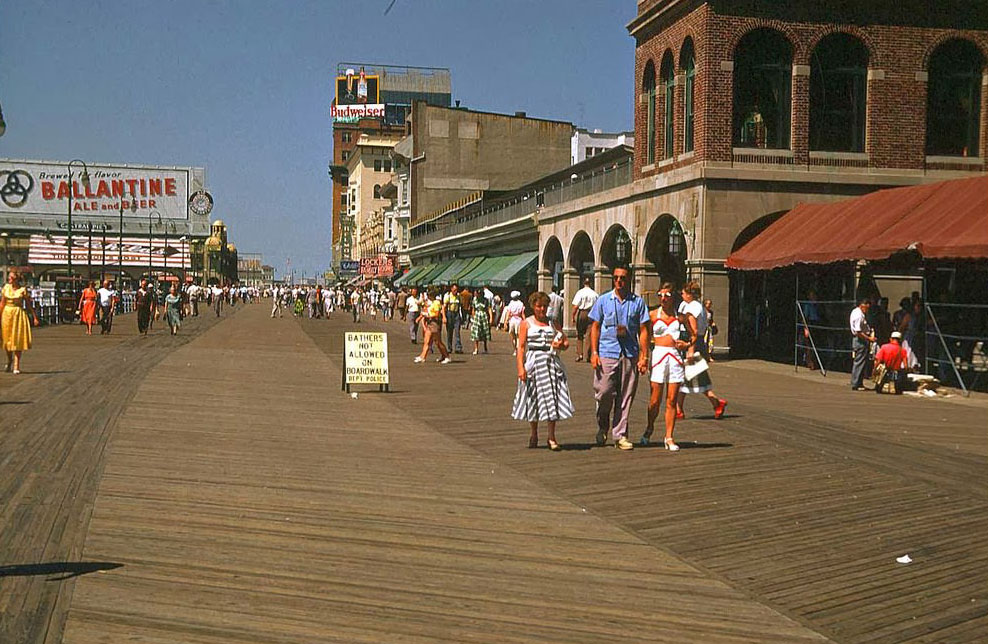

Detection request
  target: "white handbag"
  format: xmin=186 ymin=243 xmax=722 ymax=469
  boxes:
xmin=684 ymin=356 xmax=709 ymax=381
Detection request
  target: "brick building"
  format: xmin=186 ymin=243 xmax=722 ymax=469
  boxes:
xmin=536 ymin=0 xmax=987 ymax=353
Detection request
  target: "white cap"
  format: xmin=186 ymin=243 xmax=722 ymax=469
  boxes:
xmin=510 ymin=290 xmax=521 ymax=299
xmin=891 ymin=331 xmax=902 ymax=339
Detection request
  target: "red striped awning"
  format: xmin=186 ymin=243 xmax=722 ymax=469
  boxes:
xmin=726 ymin=175 xmax=988 ymax=270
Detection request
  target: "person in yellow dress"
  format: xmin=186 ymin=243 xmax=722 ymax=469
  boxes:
xmin=1 ymin=270 xmax=40 ymax=374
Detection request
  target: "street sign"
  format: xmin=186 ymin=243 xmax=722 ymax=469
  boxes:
xmin=342 ymin=332 xmax=390 ymax=392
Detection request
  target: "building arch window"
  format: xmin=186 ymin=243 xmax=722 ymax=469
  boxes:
xmin=681 ymin=38 xmax=696 ymax=153
xmin=810 ymin=33 xmax=868 ymax=152
xmin=373 ymin=184 xmax=381 ymax=199
xmin=733 ymin=28 xmax=793 ymax=149
xmin=643 ymin=61 xmax=657 ymax=164
xmin=660 ymin=51 xmax=676 ymax=159
xmin=927 ymin=39 xmax=985 ymax=157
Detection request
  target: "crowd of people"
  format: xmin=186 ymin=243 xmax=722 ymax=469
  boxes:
xmin=281 ymin=268 xmax=728 ymax=452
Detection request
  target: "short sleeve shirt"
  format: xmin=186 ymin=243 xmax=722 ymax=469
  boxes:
xmin=678 ymin=299 xmax=707 ymax=338
xmin=588 ymin=290 xmax=649 ymax=359
xmin=406 ymin=296 xmax=419 ymax=313
xmin=875 ymin=342 xmax=906 ymax=369
xmin=571 ymin=286 xmax=598 ymax=310
xmin=850 ymin=307 xmax=871 ymax=336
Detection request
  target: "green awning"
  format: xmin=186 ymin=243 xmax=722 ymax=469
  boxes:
xmin=413 ymin=261 xmax=452 ymax=286
xmin=487 ymin=252 xmax=538 ymax=288
xmin=431 ymin=258 xmax=471 ymax=286
xmin=395 ymin=265 xmax=426 ymax=287
xmin=437 ymin=256 xmax=486 ymax=286
xmin=460 ymin=255 xmax=510 ymax=288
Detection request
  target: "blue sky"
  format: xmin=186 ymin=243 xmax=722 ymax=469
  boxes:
xmin=0 ymin=0 xmax=636 ymax=277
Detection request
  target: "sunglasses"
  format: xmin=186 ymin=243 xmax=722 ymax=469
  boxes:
xmin=658 ymin=292 xmax=672 ymax=298
xmin=613 ymin=275 xmax=628 ymax=281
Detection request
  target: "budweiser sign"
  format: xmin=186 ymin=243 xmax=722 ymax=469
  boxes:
xmin=331 ymin=103 xmax=385 ymax=123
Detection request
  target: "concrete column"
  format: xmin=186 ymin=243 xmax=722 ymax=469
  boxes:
xmin=594 ymin=265 xmax=610 ymax=295
xmin=562 ymin=268 xmax=580 ymax=336
xmin=692 ymin=261 xmax=730 ymax=356
xmin=633 ymin=263 xmax=660 ymax=308
xmin=537 ymin=269 xmax=552 ymax=295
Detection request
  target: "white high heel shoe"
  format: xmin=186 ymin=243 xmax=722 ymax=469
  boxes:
xmin=664 ymin=437 xmax=679 ymax=452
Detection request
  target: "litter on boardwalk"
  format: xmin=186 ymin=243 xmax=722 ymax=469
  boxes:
xmin=896 ymin=554 xmax=913 ymax=564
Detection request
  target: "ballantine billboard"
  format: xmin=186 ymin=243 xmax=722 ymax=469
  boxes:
xmin=0 ymin=159 xmax=194 ymax=221
xmin=331 ymin=103 xmax=386 ymax=123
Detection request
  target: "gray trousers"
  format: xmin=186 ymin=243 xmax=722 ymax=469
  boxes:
xmin=850 ymin=337 xmax=870 ymax=388
xmin=594 ymin=356 xmax=640 ymax=440
xmin=409 ymin=314 xmax=419 ymax=342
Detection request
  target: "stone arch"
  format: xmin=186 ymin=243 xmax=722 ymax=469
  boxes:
xmin=733 ymin=26 xmax=794 ymax=150
xmin=567 ymin=230 xmax=595 ymax=277
xmin=542 ymin=236 xmax=564 ymax=291
xmin=600 ymin=223 xmax=633 ymax=272
xmin=727 ymin=20 xmax=803 ymax=63
xmin=643 ymin=214 xmax=688 ymax=288
xmin=805 ymin=26 xmax=881 ymax=69
xmin=922 ymin=33 xmax=988 ymax=71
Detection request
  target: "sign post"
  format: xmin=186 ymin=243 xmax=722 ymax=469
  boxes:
xmin=342 ymin=332 xmax=390 ymax=393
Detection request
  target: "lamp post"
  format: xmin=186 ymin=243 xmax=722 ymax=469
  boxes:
xmin=66 ymin=160 xmax=90 ymax=282
xmin=119 ymin=189 xmax=137 ymax=288
xmin=178 ymin=235 xmax=188 ymax=282
xmin=148 ymin=210 xmax=161 ymax=280
xmin=86 ymin=222 xmax=94 ymax=280
xmin=1 ymin=232 xmax=9 ymax=284
xmin=100 ymin=223 xmax=108 ymax=283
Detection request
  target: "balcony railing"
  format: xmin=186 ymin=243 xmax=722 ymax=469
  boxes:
xmin=411 ymin=159 xmax=632 ymax=247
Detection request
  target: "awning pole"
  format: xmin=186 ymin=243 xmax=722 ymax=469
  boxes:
xmin=796 ymin=297 xmax=827 ymax=378
xmin=794 ymin=273 xmax=799 ymax=372
xmin=926 ymin=303 xmax=969 ymax=397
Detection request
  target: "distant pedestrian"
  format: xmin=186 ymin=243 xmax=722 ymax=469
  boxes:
xmin=849 ymin=297 xmax=876 ymax=390
xmin=135 ymin=278 xmax=154 ymax=335
xmin=271 ymin=285 xmax=283 ymax=318
xmin=588 ymin=265 xmax=649 ymax=451
xmin=677 ymin=281 xmax=728 ymax=419
xmin=406 ymin=287 xmax=420 ymax=343
xmin=415 ymin=286 xmax=450 ymax=364
xmin=547 ymin=284 xmax=565 ymax=329
xmin=164 ymin=285 xmax=182 ymax=335
xmin=512 ymin=291 xmax=572 ymax=451
xmin=77 ymin=280 xmax=98 ymax=335
xmin=643 ymin=284 xmax=689 ymax=450
xmin=504 ymin=291 xmax=526 ymax=356
xmin=1 ymin=270 xmax=40 ymax=375
xmin=571 ymin=277 xmax=598 ymax=362
xmin=211 ymin=284 xmax=224 ymax=317
xmin=97 ymin=279 xmax=118 ymax=335
xmin=703 ymin=298 xmax=718 ymax=359
xmin=442 ymin=284 xmax=463 ymax=354
xmin=470 ymin=290 xmax=493 ymax=354
xmin=350 ymin=288 xmax=361 ymax=323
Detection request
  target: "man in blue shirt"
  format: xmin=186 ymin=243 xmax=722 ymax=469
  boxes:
xmin=588 ymin=265 xmax=650 ymax=450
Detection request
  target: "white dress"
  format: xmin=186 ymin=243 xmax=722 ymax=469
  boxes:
xmin=650 ymin=313 xmax=685 ymax=384
xmin=511 ymin=318 xmax=574 ymax=422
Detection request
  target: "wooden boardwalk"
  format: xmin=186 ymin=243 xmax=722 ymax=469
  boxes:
xmin=2 ymin=301 xmax=984 ymax=642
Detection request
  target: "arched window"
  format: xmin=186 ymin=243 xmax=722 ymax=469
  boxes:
xmin=927 ymin=39 xmax=985 ymax=157
xmin=810 ymin=33 xmax=869 ymax=152
xmin=733 ymin=28 xmax=793 ymax=149
xmin=661 ymin=51 xmax=676 ymax=159
xmin=373 ymin=184 xmax=381 ymax=199
xmin=681 ymin=38 xmax=696 ymax=153
xmin=643 ymin=62 xmax=657 ymax=164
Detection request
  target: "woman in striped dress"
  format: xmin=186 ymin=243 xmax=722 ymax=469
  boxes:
xmin=512 ymin=291 xmax=573 ymax=451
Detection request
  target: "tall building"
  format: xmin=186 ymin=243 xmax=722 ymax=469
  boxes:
xmin=328 ymin=64 xmax=451 ymax=270
xmin=528 ymin=0 xmax=986 ymax=353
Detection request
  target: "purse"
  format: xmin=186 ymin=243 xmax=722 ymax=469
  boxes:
xmin=872 ymin=362 xmax=887 ymax=384
xmin=684 ymin=356 xmax=709 ymax=381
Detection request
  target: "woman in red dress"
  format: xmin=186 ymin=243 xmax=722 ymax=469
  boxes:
xmin=77 ymin=281 xmax=98 ymax=335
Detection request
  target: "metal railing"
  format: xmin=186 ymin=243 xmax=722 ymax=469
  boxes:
xmin=794 ymin=300 xmax=856 ymax=376
xmin=411 ymin=159 xmax=632 ymax=247
xmin=924 ymin=303 xmax=988 ymax=396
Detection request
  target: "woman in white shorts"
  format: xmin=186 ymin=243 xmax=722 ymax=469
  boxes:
xmin=505 ymin=290 xmax=526 ymax=356
xmin=643 ymin=283 xmax=690 ymax=451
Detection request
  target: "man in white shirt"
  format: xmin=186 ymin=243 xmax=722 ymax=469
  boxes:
xmin=210 ymin=284 xmax=224 ymax=317
xmin=406 ymin=287 xmax=421 ymax=343
xmin=350 ymin=289 xmax=361 ymax=323
xmin=547 ymin=285 xmax=565 ymax=329
xmin=570 ymin=277 xmax=598 ymax=362
xmin=97 ymin=279 xmax=118 ymax=335
xmin=271 ymin=285 xmax=283 ymax=318
xmin=849 ymin=297 xmax=876 ymax=390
